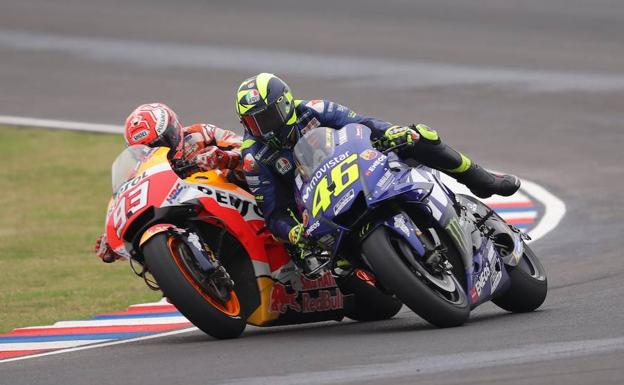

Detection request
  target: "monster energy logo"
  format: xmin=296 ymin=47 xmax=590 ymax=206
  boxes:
xmin=445 ymin=217 xmax=469 ymax=255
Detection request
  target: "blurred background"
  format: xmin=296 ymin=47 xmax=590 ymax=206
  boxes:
xmin=1 ymin=0 xmax=623 ymax=381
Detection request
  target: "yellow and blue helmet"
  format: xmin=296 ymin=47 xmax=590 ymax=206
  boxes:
xmin=235 ymin=73 xmax=297 ymax=147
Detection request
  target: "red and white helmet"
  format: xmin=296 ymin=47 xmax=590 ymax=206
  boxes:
xmin=124 ymin=103 xmax=184 ymax=158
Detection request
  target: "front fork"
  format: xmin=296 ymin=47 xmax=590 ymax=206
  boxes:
xmin=137 ymin=223 xmax=234 ymax=294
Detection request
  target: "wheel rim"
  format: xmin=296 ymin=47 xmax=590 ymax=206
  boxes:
xmin=393 ymin=236 xmax=466 ymax=305
xmin=167 ymin=236 xmax=241 ymax=316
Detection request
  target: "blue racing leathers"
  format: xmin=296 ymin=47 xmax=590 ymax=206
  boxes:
xmin=241 ymin=99 xmax=394 ymax=241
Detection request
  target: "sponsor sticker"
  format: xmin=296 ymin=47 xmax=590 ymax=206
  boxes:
xmin=474 ymin=263 xmax=492 ymax=297
xmin=301 ymin=117 xmax=320 ymax=135
xmin=243 ymin=153 xmax=257 ymax=172
xmin=306 ymin=100 xmax=325 ymax=113
xmin=491 ymin=264 xmax=502 ymax=292
xmin=337 ymin=129 xmax=348 ymax=145
xmin=270 ymin=282 xmax=301 ymax=313
xmin=360 ymin=149 xmax=378 ymax=161
xmin=376 ymin=170 xmax=394 ymax=189
xmin=154 ymin=108 xmax=168 ymax=135
xmin=245 ymin=89 xmax=261 ymax=104
xmin=365 ymin=154 xmax=387 ymax=176
xmin=132 ymin=130 xmax=149 ymax=142
xmin=194 ymin=185 xmax=263 ymax=218
xmin=254 ymin=144 xmax=269 ymax=160
xmin=333 ymin=189 xmax=355 ymax=215
xmin=165 ymin=182 xmax=186 ymax=204
xmin=246 ymin=175 xmax=260 ymax=186
xmin=393 ymin=214 xmax=411 ymax=237
xmin=306 ymin=220 xmax=321 ymax=236
xmin=275 ymin=157 xmax=293 ymax=174
xmin=301 ymin=151 xmax=351 ymax=202
xmin=301 ymin=290 xmax=343 ymax=313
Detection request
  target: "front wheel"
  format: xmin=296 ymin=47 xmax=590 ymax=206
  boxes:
xmin=143 ymin=233 xmax=246 ymax=339
xmin=361 ymin=227 xmax=469 ymax=328
xmin=338 ymin=271 xmax=403 ymax=322
xmin=493 ymin=243 xmax=547 ymax=312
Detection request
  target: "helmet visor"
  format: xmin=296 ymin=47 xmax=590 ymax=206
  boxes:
xmin=152 ymin=124 xmax=182 ymax=152
xmin=242 ymin=96 xmax=291 ymax=139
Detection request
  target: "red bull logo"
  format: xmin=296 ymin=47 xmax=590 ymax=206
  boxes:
xmin=270 ymin=273 xmax=344 ymax=314
xmin=302 ymin=290 xmax=343 ymax=313
xmin=300 ymin=271 xmax=337 ymax=291
xmin=270 ymin=283 xmax=301 ymax=313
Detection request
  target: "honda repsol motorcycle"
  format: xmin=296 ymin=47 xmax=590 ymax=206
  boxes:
xmin=292 ymin=124 xmax=547 ymax=327
xmin=104 ymin=145 xmax=401 ymax=339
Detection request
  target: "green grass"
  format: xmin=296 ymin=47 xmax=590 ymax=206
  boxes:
xmin=0 ymin=125 xmax=161 ymax=333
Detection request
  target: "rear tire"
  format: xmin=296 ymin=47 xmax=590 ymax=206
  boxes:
xmin=493 ymin=243 xmax=548 ymax=312
xmin=143 ymin=233 xmax=246 ymax=339
xmin=362 ymin=227 xmax=469 ymax=328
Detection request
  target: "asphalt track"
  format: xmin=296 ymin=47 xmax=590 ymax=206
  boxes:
xmin=1 ymin=1 xmax=623 ymax=384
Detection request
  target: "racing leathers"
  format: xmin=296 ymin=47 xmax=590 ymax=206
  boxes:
xmin=241 ymin=99 xmax=392 ymax=242
xmin=241 ymin=99 xmax=520 ymax=245
xmin=95 ymin=123 xmax=244 ymax=263
xmin=182 ymin=123 xmax=244 ymax=180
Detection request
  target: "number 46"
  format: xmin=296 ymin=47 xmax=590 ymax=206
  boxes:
xmin=312 ymin=153 xmax=359 ymax=217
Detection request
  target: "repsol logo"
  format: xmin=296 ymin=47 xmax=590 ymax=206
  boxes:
xmin=116 ymin=171 xmax=147 ymax=195
xmin=196 ymin=185 xmax=262 ymax=218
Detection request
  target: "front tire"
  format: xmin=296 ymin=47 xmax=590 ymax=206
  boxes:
xmin=143 ymin=233 xmax=246 ymax=339
xmin=362 ymin=227 xmax=470 ymax=328
xmin=493 ymin=243 xmax=547 ymax=312
xmin=339 ymin=271 xmax=403 ymax=322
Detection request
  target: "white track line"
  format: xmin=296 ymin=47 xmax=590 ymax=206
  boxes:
xmin=0 ymin=327 xmax=198 ymax=364
xmin=520 ymin=178 xmax=566 ymax=243
xmin=0 ymin=115 xmax=121 ymax=134
xmin=0 ymin=340 xmax=112 ymax=352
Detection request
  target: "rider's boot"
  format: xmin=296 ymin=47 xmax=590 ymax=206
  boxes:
xmin=407 ymin=124 xmax=521 ymax=199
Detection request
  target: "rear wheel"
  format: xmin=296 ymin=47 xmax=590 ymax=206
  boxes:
xmin=493 ymin=243 xmax=547 ymax=312
xmin=362 ymin=227 xmax=469 ymax=328
xmin=143 ymin=233 xmax=246 ymax=339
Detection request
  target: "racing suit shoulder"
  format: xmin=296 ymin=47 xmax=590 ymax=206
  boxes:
xmin=184 ymin=123 xmax=242 ymax=150
xmin=296 ymin=99 xmax=394 ymax=137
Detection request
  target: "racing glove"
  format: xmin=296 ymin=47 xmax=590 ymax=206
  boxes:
xmin=377 ymin=125 xmax=420 ymax=150
xmin=94 ymin=234 xmax=123 ymax=263
xmin=194 ymin=146 xmax=241 ymax=171
xmin=183 ymin=132 xmax=208 ymax=159
xmin=288 ymin=223 xmax=306 ymax=246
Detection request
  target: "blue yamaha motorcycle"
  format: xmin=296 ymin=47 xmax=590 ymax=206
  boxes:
xmin=293 ymin=124 xmax=547 ymax=327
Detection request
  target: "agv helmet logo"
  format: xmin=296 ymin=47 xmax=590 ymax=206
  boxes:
xmin=246 ymin=89 xmax=261 ymax=104
xmin=275 ymin=157 xmax=292 ymax=174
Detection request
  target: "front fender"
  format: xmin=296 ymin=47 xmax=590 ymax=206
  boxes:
xmin=377 ymin=212 xmax=427 ymax=257
xmin=139 ymin=223 xmax=178 ymax=247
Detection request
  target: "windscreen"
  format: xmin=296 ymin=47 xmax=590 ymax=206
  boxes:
xmin=293 ymin=127 xmax=336 ymax=181
xmin=110 ymin=145 xmax=154 ymax=193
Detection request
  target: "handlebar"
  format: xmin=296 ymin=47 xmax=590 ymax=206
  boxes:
xmin=171 ymin=158 xmax=199 ymax=177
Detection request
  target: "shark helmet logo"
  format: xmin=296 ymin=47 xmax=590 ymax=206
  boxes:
xmin=152 ymin=107 xmax=169 ymax=135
